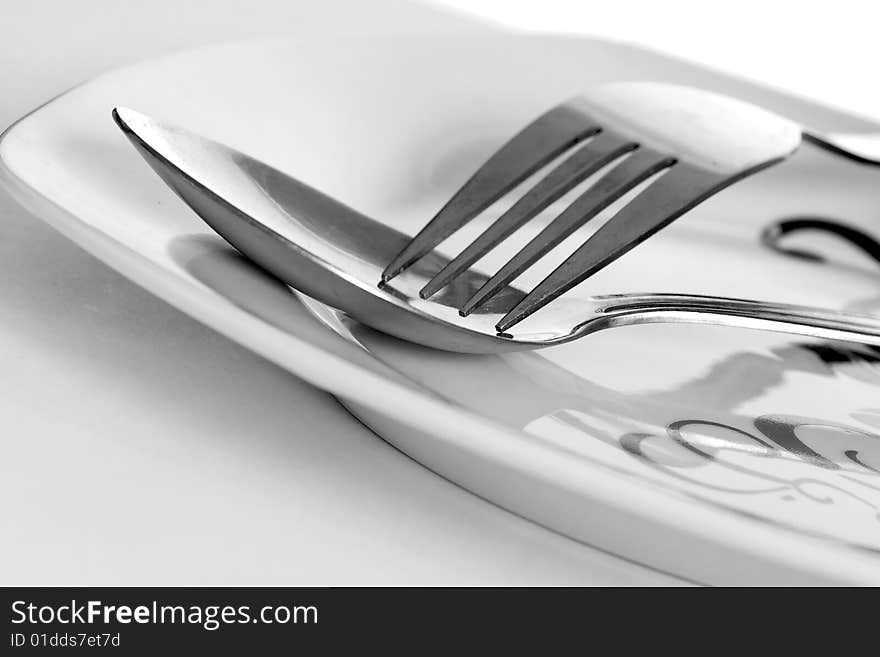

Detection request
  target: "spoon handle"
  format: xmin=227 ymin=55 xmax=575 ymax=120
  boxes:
xmin=804 ymin=130 xmax=880 ymax=166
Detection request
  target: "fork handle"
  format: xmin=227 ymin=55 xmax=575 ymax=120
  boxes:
xmin=595 ymin=294 xmax=880 ymax=346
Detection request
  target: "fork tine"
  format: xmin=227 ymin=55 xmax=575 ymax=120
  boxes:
xmin=495 ymin=162 xmax=740 ymax=332
xmin=380 ymin=99 xmax=602 ymax=283
xmin=418 ymin=131 xmax=637 ymax=300
xmin=460 ymin=147 xmax=674 ymax=316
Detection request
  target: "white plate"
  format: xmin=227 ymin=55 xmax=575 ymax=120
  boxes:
xmin=4 ymin=33 xmax=880 ymax=584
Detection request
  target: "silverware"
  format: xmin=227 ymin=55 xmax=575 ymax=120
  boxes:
xmin=113 ymin=107 xmax=880 ymax=354
xmin=383 ymin=83 xmax=805 ymax=331
xmin=805 ymin=131 xmax=880 ymax=166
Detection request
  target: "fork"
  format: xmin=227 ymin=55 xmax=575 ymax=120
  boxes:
xmin=381 ymin=82 xmax=802 ymax=332
xmin=113 ymin=106 xmax=880 ymax=354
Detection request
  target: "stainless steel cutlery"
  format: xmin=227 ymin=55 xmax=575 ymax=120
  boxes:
xmin=383 ymin=83 xmax=804 ymax=331
xmin=113 ymin=96 xmax=880 ymax=354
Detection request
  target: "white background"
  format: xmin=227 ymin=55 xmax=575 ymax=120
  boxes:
xmin=434 ymin=0 xmax=880 ymax=122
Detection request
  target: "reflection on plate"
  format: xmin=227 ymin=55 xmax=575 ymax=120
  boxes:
xmin=343 ymin=315 xmax=880 ymax=552
xmin=4 ymin=33 xmax=880 ymax=583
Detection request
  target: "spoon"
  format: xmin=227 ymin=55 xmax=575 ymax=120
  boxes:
xmin=112 ymin=107 xmax=880 ymax=354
